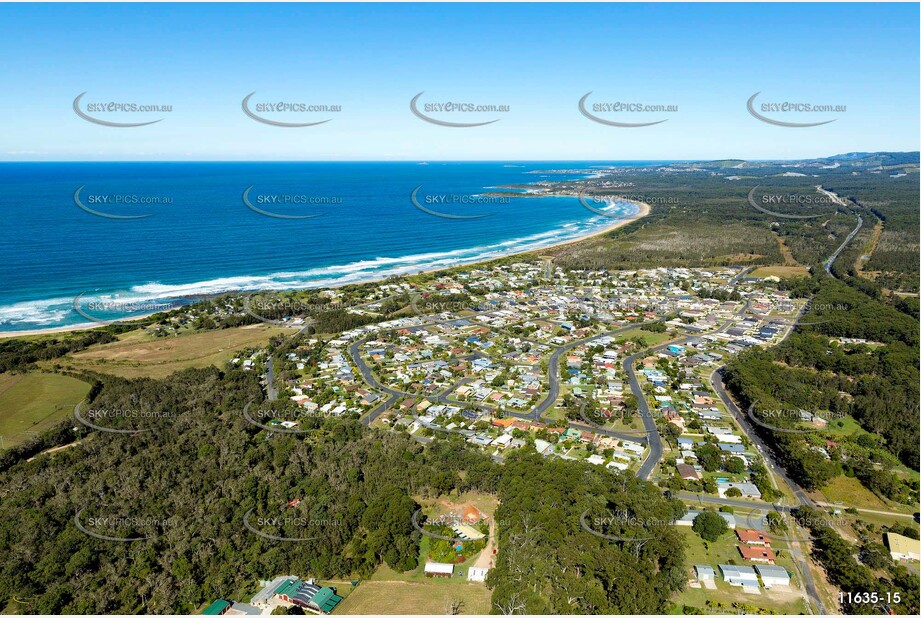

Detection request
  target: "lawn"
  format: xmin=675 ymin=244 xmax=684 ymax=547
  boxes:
xmin=617 ymin=327 xmax=674 ymax=347
xmin=49 ymin=324 xmax=288 ymax=379
xmin=822 ymin=414 xmax=868 ymax=438
xmin=0 ymin=372 xmax=91 ymax=447
xmin=335 ymin=564 xmax=492 ymax=615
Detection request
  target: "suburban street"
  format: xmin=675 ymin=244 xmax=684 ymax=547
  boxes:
xmin=628 ymin=299 xmax=752 ymax=480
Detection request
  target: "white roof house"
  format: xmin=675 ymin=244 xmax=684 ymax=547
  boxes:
xmin=676 ymin=510 xmax=737 ymax=529
xmin=534 ymin=438 xmax=553 ymax=455
xmin=490 ymin=434 xmax=513 ymax=448
xmin=717 ymin=481 xmax=762 ymax=499
xmin=586 ymin=454 xmax=606 ymax=466
xmin=755 ymin=565 xmax=790 ymax=588
xmin=719 ymin=564 xmax=759 ymax=587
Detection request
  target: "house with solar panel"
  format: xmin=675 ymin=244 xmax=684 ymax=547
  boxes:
xmin=250 ymin=576 xmax=343 ymax=615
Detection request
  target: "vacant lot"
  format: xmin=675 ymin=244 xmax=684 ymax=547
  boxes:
xmin=335 ymin=579 xmax=491 ymax=615
xmin=817 ymin=475 xmax=915 ymax=514
xmin=52 ymin=324 xmax=287 ymax=379
xmin=0 ymin=372 xmax=91 ymax=447
xmin=750 ymin=265 xmax=810 ymax=279
xmin=617 ymin=327 xmax=673 ymax=347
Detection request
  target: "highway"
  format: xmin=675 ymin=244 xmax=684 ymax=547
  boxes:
xmin=709 ymin=366 xmax=827 ymax=613
xmin=825 ymin=213 xmax=864 ymax=276
xmin=710 ymin=368 xmax=817 ymax=509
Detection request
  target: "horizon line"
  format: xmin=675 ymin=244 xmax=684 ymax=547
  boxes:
xmin=1 ymin=152 xmax=918 ymax=165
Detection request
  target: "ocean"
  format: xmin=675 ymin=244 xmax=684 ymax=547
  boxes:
xmin=0 ymin=162 xmax=654 ymax=332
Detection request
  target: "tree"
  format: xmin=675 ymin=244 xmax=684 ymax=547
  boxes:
xmin=725 ymin=487 xmax=743 ymax=498
xmin=723 ymin=457 xmax=745 ymax=474
xmin=765 ymin=511 xmax=787 ymax=534
xmin=692 ymin=511 xmax=729 ymax=542
xmin=695 ymin=444 xmax=722 ymax=472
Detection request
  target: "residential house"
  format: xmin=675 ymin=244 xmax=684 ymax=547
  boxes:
xmin=736 ymin=529 xmax=772 ymax=546
xmin=677 ymin=463 xmax=701 ymax=480
xmin=738 ymin=545 xmax=776 ymax=564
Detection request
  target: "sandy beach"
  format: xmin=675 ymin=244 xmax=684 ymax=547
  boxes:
xmin=0 ymin=200 xmax=651 ymax=340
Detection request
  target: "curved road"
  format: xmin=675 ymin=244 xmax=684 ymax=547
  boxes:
xmin=627 ymin=299 xmax=752 ymax=479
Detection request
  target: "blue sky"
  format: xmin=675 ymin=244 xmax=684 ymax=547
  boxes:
xmin=0 ymin=2 xmax=918 ymax=161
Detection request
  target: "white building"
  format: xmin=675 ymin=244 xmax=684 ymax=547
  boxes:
xmin=885 ymin=532 xmax=921 ymax=562
xmin=424 ymin=562 xmax=454 ymax=578
xmin=676 ymin=510 xmax=737 ymax=529
xmin=694 ymin=565 xmax=715 ymax=581
xmin=755 ymin=565 xmax=790 ymax=588
xmin=719 ymin=564 xmax=759 ymax=587
xmin=467 ymin=567 xmax=489 ymax=582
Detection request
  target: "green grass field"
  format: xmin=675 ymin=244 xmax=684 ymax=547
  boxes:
xmin=49 ymin=324 xmax=288 ymax=379
xmin=817 ymin=475 xmax=916 ymax=514
xmin=334 ymin=564 xmax=492 ymax=615
xmin=0 ymin=372 xmax=91 ymax=447
xmin=617 ymin=327 xmax=674 ymax=347
xmin=822 ymin=415 xmax=868 ymax=438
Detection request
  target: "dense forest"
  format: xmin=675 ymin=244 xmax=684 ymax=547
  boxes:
xmin=723 ymin=276 xmax=919 ymax=499
xmin=488 ymin=451 xmax=686 ymax=614
xmin=0 ymin=360 xmax=685 ymax=614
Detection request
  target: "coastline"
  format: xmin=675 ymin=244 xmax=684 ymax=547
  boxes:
xmin=0 ymin=199 xmax=651 ymax=339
